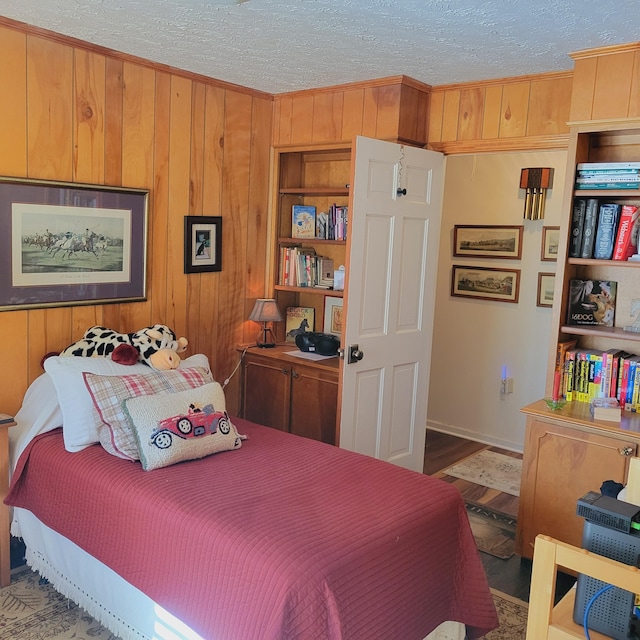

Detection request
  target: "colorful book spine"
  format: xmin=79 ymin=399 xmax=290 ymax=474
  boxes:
xmin=613 ymin=205 xmax=640 ymax=260
xmin=564 ymin=349 xmax=578 ymax=401
xmin=575 ymin=182 xmax=640 ymax=190
xmin=593 ymin=203 xmax=621 ymax=260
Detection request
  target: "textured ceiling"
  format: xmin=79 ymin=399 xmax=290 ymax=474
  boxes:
xmin=2 ymin=0 xmax=639 ymax=94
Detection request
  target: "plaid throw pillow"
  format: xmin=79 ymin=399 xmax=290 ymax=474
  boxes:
xmin=84 ymin=366 xmax=213 ymax=460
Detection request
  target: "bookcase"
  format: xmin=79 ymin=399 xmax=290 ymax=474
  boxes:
xmin=517 ymin=118 xmax=640 ymax=560
xmin=269 ymin=144 xmax=351 ymax=342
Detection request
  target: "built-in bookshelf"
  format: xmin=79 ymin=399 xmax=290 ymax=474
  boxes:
xmin=269 ymin=145 xmax=351 ymax=338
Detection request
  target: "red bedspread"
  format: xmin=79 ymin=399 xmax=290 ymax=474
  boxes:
xmin=6 ymin=419 xmax=497 ymax=640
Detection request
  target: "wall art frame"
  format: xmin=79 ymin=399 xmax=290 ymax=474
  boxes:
xmin=453 ymin=225 xmax=524 ymax=259
xmin=541 ymin=226 xmax=560 ymax=261
xmin=1 ymin=176 xmax=148 ymax=311
xmin=323 ymin=296 xmax=343 ymax=336
xmin=184 ymin=216 xmax=222 ymax=273
xmin=537 ymin=272 xmax=556 ymax=308
xmin=451 ymin=264 xmax=521 ymax=303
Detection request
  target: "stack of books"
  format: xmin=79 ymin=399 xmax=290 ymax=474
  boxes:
xmin=575 ymin=162 xmax=640 ymax=190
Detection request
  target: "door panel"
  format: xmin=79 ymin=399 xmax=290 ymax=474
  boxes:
xmin=340 ymin=136 xmax=444 ymax=472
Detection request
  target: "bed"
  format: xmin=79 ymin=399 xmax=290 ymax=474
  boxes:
xmin=3 ymin=353 xmax=498 ymax=640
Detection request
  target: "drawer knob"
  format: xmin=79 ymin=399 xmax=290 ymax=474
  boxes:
xmin=281 ymin=368 xmax=288 ymax=375
xmin=620 ymin=447 xmax=634 ymax=457
xmin=292 ymin=370 xmax=299 ymax=379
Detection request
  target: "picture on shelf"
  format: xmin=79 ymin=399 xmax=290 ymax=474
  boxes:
xmin=324 ymin=297 xmax=343 ymax=336
xmin=291 ymin=205 xmax=316 ymax=239
xmin=567 ymin=279 xmax=617 ymax=327
xmin=285 ymin=307 xmax=314 ymax=342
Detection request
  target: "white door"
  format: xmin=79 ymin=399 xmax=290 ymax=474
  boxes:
xmin=339 ymin=136 xmax=444 ymax=472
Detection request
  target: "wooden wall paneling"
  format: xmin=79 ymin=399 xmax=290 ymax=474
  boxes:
xmin=274 ymin=96 xmax=293 ymax=146
xmin=568 ymin=56 xmax=597 ymax=122
xmin=427 ymin=91 xmax=445 ymax=144
xmin=0 ymin=26 xmax=27 ymax=177
xmin=481 ymin=85 xmax=503 ymax=139
xmin=441 ymin=90 xmax=461 ymax=141
xmin=197 ymin=85 xmax=226 ymax=360
xmin=526 ymin=76 xmax=572 ymax=137
xmin=165 ymin=74 xmax=193 ymax=339
xmin=361 ymin=87 xmax=380 ymax=138
xmin=149 ymin=71 xmax=172 ymax=326
xmin=374 ymin=84 xmax=401 ymax=141
xmin=26 ymin=35 xmax=74 ymax=180
xmin=398 ymin=84 xmax=429 ymax=146
xmin=498 ymin=81 xmax=530 ymax=138
xmin=219 ymin=92 xmax=253 ymax=409
xmin=3 ymin=312 xmax=28 ymax=415
xmin=591 ymin=51 xmax=635 ymax=121
xmin=184 ymin=81 xmax=207 ymax=356
xmin=73 ymin=50 xmax=105 ymax=184
xmin=271 ymin=98 xmax=282 ymax=146
xmin=104 ymin=58 xmax=124 ymax=186
xmin=630 ymin=50 xmax=640 ymax=118
xmin=290 ymin=94 xmax=314 ymax=145
xmin=311 ymin=92 xmax=344 ymax=143
xmin=458 ymin=87 xmax=484 ymax=141
xmin=341 ymin=88 xmax=365 ymax=142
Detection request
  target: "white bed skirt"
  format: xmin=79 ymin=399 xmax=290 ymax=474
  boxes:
xmin=12 ymin=507 xmax=465 ymax=640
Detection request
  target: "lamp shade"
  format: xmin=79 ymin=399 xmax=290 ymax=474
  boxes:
xmin=248 ymin=299 xmax=282 ymax=323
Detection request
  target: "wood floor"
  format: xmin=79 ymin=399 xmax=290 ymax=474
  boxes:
xmin=424 ymin=429 xmax=575 ymax=603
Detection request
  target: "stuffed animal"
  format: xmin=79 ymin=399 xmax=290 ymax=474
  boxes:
xmin=59 ymin=325 xmax=188 ymax=370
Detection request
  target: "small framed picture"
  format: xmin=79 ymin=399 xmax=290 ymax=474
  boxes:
xmin=453 ymin=225 xmax=523 ymax=259
xmin=537 ymin=272 xmax=555 ymax=308
xmin=184 ymin=216 xmax=222 ymax=273
xmin=541 ymin=226 xmax=560 ymax=262
xmin=324 ymin=296 xmax=343 ymax=336
xmin=451 ymin=265 xmax=520 ymax=303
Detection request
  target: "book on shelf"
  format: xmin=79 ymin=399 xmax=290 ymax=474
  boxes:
xmin=575 ymin=181 xmax=640 ymax=190
xmin=556 ymin=339 xmax=577 ymax=372
xmin=285 ymin=307 xmax=314 ymax=342
xmin=577 ymin=161 xmax=640 ymax=170
xmin=567 ymin=279 xmax=617 ymax=327
xmin=291 ymin=205 xmax=317 ymax=239
xmin=579 ymin=199 xmax=599 ymax=258
xmin=612 ymin=205 xmax=640 ymax=260
xmin=569 ymin=198 xmax=586 ymax=257
xmin=577 ymin=168 xmax=640 ymax=176
xmin=590 ymin=397 xmax=622 ymax=421
xmin=592 ymin=203 xmax=621 ymax=260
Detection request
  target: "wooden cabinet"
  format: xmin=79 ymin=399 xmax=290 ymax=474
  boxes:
xmin=516 ymin=400 xmax=639 ymax=560
xmin=240 ymin=345 xmax=339 ymax=445
xmin=269 ymin=144 xmax=351 ymax=344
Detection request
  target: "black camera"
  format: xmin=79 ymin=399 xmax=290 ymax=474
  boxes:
xmin=295 ymin=332 xmax=340 ymax=356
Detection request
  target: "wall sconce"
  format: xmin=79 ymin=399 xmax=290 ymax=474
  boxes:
xmin=248 ymin=298 xmax=282 ymax=348
xmin=520 ymin=168 xmax=554 ymax=220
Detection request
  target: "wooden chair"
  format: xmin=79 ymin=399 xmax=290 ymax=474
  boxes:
xmin=527 ymin=534 xmax=640 ymax=639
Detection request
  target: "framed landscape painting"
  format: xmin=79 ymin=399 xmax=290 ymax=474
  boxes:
xmin=453 ymin=225 xmax=523 ymax=259
xmin=537 ymin=272 xmax=555 ymax=308
xmin=541 ymin=226 xmax=560 ymax=261
xmin=451 ymin=265 xmax=520 ymax=303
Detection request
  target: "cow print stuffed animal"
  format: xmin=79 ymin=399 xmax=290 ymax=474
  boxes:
xmin=59 ymin=325 xmax=188 ymax=370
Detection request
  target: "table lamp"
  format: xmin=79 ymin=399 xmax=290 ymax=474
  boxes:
xmin=248 ymin=298 xmax=282 ymax=347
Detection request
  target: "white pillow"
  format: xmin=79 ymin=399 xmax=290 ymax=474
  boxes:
xmin=9 ymin=373 xmax=63 ymax=471
xmin=44 ymin=353 xmax=211 ymax=453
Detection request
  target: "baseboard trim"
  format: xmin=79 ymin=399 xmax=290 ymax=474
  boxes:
xmin=427 ymin=420 xmax=523 ymax=454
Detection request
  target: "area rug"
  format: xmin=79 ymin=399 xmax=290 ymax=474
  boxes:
xmin=483 ymin=589 xmax=528 ymax=639
xmin=467 ymin=508 xmax=516 ymax=559
xmin=444 ymin=449 xmax=522 ymax=497
xmin=0 ymin=566 xmax=119 ymax=640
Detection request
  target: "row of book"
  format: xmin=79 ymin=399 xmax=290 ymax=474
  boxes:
xmin=278 ymin=246 xmax=335 ymax=289
xmin=575 ymin=161 xmax=640 ymax=191
xmin=569 ymin=198 xmax=639 ymax=260
xmin=291 ymin=204 xmax=348 ymax=241
xmin=557 ymin=340 xmax=640 ymax=412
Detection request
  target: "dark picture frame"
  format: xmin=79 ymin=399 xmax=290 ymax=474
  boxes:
xmin=537 ymin=272 xmax=556 ymax=308
xmin=451 ymin=264 xmax=520 ymax=303
xmin=184 ymin=216 xmax=222 ymax=273
xmin=541 ymin=226 xmax=560 ymax=261
xmin=453 ymin=225 xmax=524 ymax=259
xmin=1 ymin=176 xmax=148 ymax=311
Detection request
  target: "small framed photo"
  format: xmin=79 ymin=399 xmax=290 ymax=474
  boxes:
xmin=184 ymin=216 xmax=222 ymax=273
xmin=537 ymin=272 xmax=556 ymax=307
xmin=324 ymin=296 xmax=344 ymax=336
xmin=541 ymin=226 xmax=560 ymax=262
xmin=451 ymin=265 xmax=520 ymax=303
xmin=453 ymin=225 xmax=523 ymax=259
